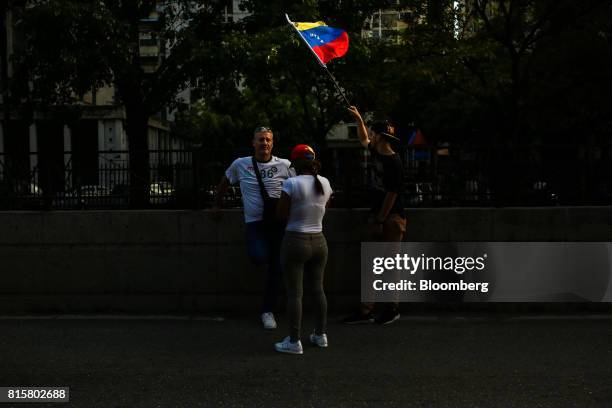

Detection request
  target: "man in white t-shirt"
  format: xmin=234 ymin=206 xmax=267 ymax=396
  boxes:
xmin=213 ymin=126 xmax=293 ymax=329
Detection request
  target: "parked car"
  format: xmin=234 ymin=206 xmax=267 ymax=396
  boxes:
xmin=194 ymin=185 xmax=242 ymax=208
xmin=77 ymin=185 xmax=112 ymax=209
xmin=3 ymin=181 xmax=46 ymax=210
xmin=150 ymin=181 xmax=175 ymax=205
xmin=53 ymin=185 xmax=113 ymax=209
xmin=225 ymin=186 xmax=242 ymax=207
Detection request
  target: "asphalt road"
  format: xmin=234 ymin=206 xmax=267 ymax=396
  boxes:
xmin=1 ymin=314 xmax=611 ymax=407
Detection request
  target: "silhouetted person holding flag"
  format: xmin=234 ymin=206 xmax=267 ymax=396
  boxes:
xmin=344 ymin=106 xmax=406 ymax=325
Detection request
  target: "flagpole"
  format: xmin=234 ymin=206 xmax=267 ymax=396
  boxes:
xmin=285 ymin=14 xmax=351 ymax=108
xmin=322 ymin=67 xmax=351 ymax=107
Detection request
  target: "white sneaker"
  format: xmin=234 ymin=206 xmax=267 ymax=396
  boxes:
xmin=309 ymin=332 xmax=328 ymax=348
xmin=274 ymin=336 xmax=303 ymax=355
xmin=261 ymin=312 xmax=277 ymax=330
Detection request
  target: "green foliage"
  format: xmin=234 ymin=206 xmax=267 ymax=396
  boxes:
xmin=9 ymin=0 xmax=612 ymax=203
xmin=395 ymin=0 xmax=612 ymax=148
xmin=9 ymin=0 xmax=232 ymax=206
xmin=183 ymin=0 xmax=397 ymax=151
xmin=11 ymin=1 xmax=113 ymax=105
xmin=391 ymin=0 xmax=612 ymax=201
xmin=11 ymin=0 xmax=229 ymax=113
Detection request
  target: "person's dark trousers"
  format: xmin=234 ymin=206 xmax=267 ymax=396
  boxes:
xmin=246 ymin=220 xmax=285 ymax=313
xmin=362 ymin=213 xmax=406 ymax=315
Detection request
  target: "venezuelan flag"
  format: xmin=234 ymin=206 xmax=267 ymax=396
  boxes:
xmin=294 ymin=21 xmax=349 ymax=65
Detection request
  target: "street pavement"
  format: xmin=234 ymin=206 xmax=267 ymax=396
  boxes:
xmin=1 ymin=314 xmax=611 ymax=407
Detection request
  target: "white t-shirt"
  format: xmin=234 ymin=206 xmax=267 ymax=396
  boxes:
xmin=225 ymin=155 xmax=294 ymax=223
xmin=282 ymin=175 xmax=333 ymax=233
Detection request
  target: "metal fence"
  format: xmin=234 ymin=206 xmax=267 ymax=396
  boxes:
xmin=0 ymin=149 xmax=245 ymax=210
xmin=0 ymin=144 xmax=610 ymax=210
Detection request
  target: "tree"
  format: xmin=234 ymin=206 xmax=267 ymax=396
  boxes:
xmin=1 ymin=2 xmax=10 ymax=148
xmin=10 ymin=0 xmax=229 ymax=207
xmin=395 ymin=0 xmax=612 ymax=203
xmin=184 ymin=0 xmax=400 ymax=152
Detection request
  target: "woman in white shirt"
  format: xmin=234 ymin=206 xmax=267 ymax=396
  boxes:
xmin=274 ymin=144 xmax=333 ymax=355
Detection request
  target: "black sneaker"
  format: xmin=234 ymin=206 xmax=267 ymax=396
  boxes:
xmin=342 ymin=311 xmax=375 ymax=324
xmin=375 ymin=309 xmax=400 ymax=325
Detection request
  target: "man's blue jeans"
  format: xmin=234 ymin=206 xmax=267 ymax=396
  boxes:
xmin=246 ymin=220 xmax=285 ymax=313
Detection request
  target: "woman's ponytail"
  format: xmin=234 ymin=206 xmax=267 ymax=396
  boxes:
xmin=311 ymin=160 xmax=324 ymax=195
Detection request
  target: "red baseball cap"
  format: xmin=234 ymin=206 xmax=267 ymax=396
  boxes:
xmin=290 ymin=144 xmax=316 ymax=161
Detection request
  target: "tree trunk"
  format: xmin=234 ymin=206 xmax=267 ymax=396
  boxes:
xmin=427 ymin=0 xmax=450 ymax=28
xmin=1 ymin=4 xmax=9 ymax=157
xmin=125 ymin=106 xmax=150 ymax=208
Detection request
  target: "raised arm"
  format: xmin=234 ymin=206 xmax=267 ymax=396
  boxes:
xmin=347 ymin=106 xmax=370 ymax=149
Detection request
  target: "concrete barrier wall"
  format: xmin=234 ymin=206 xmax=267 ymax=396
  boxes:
xmin=0 ymin=208 xmax=611 ymax=313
